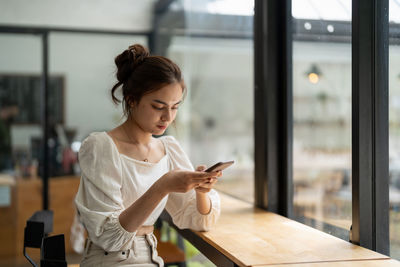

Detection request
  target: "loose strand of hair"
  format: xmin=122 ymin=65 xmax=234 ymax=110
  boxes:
xmin=111 ymin=81 xmax=123 ymax=104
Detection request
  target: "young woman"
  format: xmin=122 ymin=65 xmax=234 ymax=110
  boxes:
xmin=74 ymin=44 xmax=221 ymax=267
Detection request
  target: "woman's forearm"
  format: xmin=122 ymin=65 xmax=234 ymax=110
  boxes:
xmin=196 ymin=191 xmax=212 ymax=215
xmin=119 ymin=179 xmax=168 ymax=233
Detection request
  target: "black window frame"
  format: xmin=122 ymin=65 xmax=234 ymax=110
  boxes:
xmin=351 ymin=0 xmax=389 ymax=254
xmin=254 ymin=0 xmax=292 ymax=217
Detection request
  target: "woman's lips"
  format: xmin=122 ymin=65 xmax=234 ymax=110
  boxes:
xmin=157 ymin=125 xmax=167 ymax=130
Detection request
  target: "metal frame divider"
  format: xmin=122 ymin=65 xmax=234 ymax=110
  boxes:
xmin=149 ymin=0 xmax=175 ymax=55
xmin=41 ymin=32 xmax=49 ymax=210
xmin=352 ymin=0 xmax=389 ymax=255
xmin=254 ymin=0 xmax=293 ymax=216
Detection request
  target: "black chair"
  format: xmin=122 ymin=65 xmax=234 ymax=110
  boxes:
xmin=23 ymin=210 xmax=67 ymax=267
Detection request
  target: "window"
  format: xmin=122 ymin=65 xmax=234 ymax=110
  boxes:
xmin=164 ymin=0 xmax=255 ymax=204
xmin=292 ymin=0 xmax=352 ymax=240
xmin=389 ymin=0 xmax=400 ymax=259
xmin=0 ymin=34 xmax=42 ymax=178
xmin=0 ymin=33 xmax=43 ymax=263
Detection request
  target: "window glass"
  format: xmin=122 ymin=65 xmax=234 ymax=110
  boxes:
xmin=165 ymin=0 xmax=254 ymax=204
xmin=0 ymin=33 xmax=43 ymax=265
xmin=0 ymin=32 xmax=147 ymax=266
xmin=389 ymin=0 xmax=400 ymax=259
xmin=48 ymin=32 xmax=147 ymax=264
xmin=292 ymin=0 xmax=352 ymax=240
xmin=159 ymin=1 xmax=254 ymax=265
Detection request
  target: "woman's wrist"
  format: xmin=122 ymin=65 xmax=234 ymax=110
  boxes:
xmin=196 ymin=190 xmax=207 ymax=196
xmin=153 ymin=177 xmax=170 ymax=196
xmin=196 ymin=191 xmax=212 ymax=215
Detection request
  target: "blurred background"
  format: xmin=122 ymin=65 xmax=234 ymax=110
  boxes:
xmin=0 ymin=0 xmax=399 ymax=266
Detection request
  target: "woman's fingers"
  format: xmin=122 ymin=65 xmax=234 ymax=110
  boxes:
xmin=195 ymin=176 xmax=218 ymax=193
xmin=191 ymin=171 xmax=219 ymax=181
xmin=196 ymin=165 xmax=207 ymax=171
xmin=181 ymin=171 xmax=219 ymax=190
xmin=198 ymin=178 xmax=218 ymax=188
xmin=195 ymin=187 xmax=210 ymax=193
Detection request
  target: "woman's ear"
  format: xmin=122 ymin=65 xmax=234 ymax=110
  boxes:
xmin=127 ymin=97 xmax=136 ymax=109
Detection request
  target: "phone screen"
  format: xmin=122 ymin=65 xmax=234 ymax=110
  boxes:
xmin=205 ymin=161 xmax=234 ymax=172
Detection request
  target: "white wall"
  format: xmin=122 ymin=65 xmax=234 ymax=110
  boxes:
xmin=0 ymin=0 xmax=156 ymax=31
xmin=0 ymin=0 xmax=155 ymax=148
xmin=0 ymin=33 xmax=147 ymax=148
xmin=49 ymin=33 xmax=147 ymax=140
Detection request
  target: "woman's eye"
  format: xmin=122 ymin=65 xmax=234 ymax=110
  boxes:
xmin=172 ymin=106 xmax=179 ymax=110
xmin=152 ymin=106 xmax=164 ymax=110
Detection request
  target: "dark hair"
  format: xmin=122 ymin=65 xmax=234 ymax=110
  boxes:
xmin=111 ymin=44 xmax=186 ymax=118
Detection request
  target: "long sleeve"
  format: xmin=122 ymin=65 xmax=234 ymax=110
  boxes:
xmin=166 ymin=189 xmax=220 ymax=231
xmin=75 ymin=132 xmax=136 ymax=251
xmin=163 ymin=136 xmax=221 ymax=231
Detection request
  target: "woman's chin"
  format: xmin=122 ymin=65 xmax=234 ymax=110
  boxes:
xmin=153 ymin=128 xmax=167 ymax=135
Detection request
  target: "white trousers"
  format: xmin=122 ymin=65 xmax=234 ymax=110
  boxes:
xmin=80 ymin=233 xmax=164 ymax=267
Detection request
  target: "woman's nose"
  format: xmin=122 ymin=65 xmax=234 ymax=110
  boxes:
xmin=161 ymin=109 xmax=171 ymax=121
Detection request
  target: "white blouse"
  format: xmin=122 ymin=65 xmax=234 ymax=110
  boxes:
xmin=75 ymin=132 xmax=220 ymax=252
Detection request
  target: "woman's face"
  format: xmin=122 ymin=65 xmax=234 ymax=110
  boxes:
xmin=130 ymin=82 xmax=183 ymax=135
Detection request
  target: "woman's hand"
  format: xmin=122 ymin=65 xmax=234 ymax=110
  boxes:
xmin=159 ymin=169 xmax=219 ymax=194
xmin=194 ymin=165 xmax=221 ymax=194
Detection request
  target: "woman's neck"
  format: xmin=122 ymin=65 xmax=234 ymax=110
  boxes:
xmin=123 ymin=118 xmax=152 ymax=145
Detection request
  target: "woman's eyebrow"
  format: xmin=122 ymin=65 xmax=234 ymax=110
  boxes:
xmin=153 ymin=99 xmax=182 ymax=105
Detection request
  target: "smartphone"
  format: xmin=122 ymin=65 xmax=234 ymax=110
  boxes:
xmin=204 ymin=161 xmax=234 ymax=172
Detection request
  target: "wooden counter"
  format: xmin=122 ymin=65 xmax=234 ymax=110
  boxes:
xmin=259 ymin=259 xmax=400 ymax=267
xmin=2 ymin=181 xmax=399 ymax=266
xmin=162 ymin=193 xmax=392 ymax=267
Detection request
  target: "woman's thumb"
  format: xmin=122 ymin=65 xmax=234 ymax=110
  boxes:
xmin=196 ymin=165 xmax=207 ymax=171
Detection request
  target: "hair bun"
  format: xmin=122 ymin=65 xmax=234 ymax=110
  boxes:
xmin=128 ymin=44 xmax=150 ymax=66
xmin=114 ymin=44 xmax=150 ymax=83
